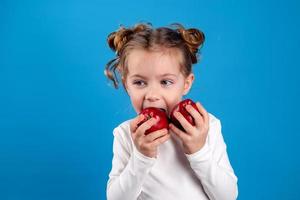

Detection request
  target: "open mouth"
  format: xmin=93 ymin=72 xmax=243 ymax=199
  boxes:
xmin=159 ymin=108 xmax=166 ymax=112
xmin=142 ymin=106 xmax=167 ymax=113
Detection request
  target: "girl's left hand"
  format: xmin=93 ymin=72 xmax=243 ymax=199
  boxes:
xmin=169 ymin=101 xmax=209 ymax=155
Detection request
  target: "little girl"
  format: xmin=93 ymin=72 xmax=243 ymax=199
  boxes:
xmin=104 ymin=22 xmax=238 ymax=200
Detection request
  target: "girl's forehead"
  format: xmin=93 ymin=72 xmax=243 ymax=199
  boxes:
xmin=126 ymin=49 xmax=183 ymax=75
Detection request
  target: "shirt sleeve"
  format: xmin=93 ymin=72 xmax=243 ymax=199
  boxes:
xmin=186 ymin=118 xmax=238 ymax=200
xmin=106 ymin=125 xmax=156 ymax=200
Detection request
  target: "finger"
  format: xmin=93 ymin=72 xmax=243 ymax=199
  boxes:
xmin=150 ymin=132 xmax=170 ymax=147
xmin=144 ymin=128 xmax=168 ymax=143
xmin=173 ymin=111 xmax=194 ymax=134
xmin=169 ymin=123 xmax=190 ymax=142
xmin=130 ymin=114 xmax=145 ymax=133
xmin=185 ymin=104 xmax=204 ymax=128
xmin=196 ymin=102 xmax=209 ymax=126
xmin=136 ymin=117 xmax=159 ymax=137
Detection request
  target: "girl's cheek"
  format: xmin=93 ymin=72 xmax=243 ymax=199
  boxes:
xmin=131 ymin=95 xmax=143 ymax=108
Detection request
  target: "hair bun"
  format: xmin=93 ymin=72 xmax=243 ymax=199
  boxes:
xmin=180 ymin=28 xmax=205 ymax=53
xmin=107 ymin=28 xmax=134 ymax=54
xmin=107 ymin=23 xmax=152 ymax=55
xmin=171 ymin=23 xmax=205 ymax=63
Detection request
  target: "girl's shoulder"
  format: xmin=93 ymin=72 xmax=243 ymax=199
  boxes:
xmin=208 ymin=112 xmax=221 ymax=125
xmin=113 ymin=119 xmax=131 ymax=132
xmin=112 ymin=119 xmax=133 ymax=141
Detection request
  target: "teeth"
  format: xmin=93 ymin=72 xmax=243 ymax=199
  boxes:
xmin=159 ymin=108 xmax=166 ymax=112
xmin=143 ymin=106 xmax=166 ymax=113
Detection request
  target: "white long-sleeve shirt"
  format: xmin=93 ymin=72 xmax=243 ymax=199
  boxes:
xmin=107 ymin=113 xmax=238 ymax=200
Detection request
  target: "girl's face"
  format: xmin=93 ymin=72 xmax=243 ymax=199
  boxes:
xmin=124 ymin=48 xmax=194 ymax=116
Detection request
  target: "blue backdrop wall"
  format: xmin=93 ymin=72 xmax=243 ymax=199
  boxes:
xmin=1 ymin=0 xmax=299 ymax=199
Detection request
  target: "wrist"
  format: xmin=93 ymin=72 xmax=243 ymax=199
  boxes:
xmin=184 ymin=142 xmax=205 ymax=155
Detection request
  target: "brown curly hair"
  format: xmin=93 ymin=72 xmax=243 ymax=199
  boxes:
xmin=104 ymin=22 xmax=205 ymax=89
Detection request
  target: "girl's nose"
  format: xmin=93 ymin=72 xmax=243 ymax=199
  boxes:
xmin=145 ymin=88 xmax=160 ymax=102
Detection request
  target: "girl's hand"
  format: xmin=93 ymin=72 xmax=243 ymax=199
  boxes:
xmin=169 ymin=101 xmax=209 ymax=155
xmin=130 ymin=115 xmax=170 ymax=158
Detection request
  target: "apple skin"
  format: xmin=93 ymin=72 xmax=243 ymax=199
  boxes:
xmin=170 ymin=99 xmax=200 ymax=132
xmin=137 ymin=107 xmax=169 ymax=135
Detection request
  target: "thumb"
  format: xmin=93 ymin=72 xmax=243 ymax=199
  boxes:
xmin=130 ymin=114 xmax=145 ymax=133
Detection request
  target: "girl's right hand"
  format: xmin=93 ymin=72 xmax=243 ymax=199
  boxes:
xmin=130 ymin=114 xmax=170 ymax=158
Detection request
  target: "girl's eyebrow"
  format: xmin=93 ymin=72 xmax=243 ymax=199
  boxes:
xmin=129 ymin=74 xmax=146 ymax=79
xmin=129 ymin=73 xmax=177 ymax=79
xmin=159 ymin=73 xmax=177 ymax=78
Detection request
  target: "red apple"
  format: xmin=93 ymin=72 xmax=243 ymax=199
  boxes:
xmin=137 ymin=107 xmax=169 ymax=135
xmin=170 ymin=99 xmax=200 ymax=132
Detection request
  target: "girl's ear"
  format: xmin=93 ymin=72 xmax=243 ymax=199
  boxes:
xmin=122 ymin=76 xmax=126 ymax=88
xmin=122 ymin=76 xmax=129 ymax=94
xmin=183 ymin=73 xmax=194 ymax=95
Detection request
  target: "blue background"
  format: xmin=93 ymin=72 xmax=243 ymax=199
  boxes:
xmin=1 ymin=0 xmax=299 ymax=199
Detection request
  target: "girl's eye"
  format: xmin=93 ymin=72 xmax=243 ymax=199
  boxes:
xmin=161 ymin=80 xmax=173 ymax=86
xmin=133 ymin=80 xmax=146 ymax=87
